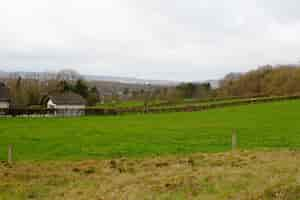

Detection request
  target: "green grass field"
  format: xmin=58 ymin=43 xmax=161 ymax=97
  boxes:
xmin=1 ymin=100 xmax=300 ymax=161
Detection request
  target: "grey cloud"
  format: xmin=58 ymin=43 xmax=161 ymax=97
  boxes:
xmin=0 ymin=0 xmax=300 ymax=81
xmin=259 ymin=0 xmax=300 ymax=22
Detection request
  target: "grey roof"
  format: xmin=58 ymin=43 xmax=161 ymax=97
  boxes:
xmin=46 ymin=92 xmax=86 ymax=105
xmin=0 ymin=82 xmax=10 ymax=102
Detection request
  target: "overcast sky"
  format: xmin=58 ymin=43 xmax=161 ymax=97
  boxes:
xmin=0 ymin=0 xmax=300 ymax=81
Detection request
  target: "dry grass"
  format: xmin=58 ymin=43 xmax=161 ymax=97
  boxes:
xmin=1 ymin=150 xmax=300 ymax=200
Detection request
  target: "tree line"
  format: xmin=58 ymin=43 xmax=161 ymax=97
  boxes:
xmin=217 ymin=65 xmax=300 ymax=97
xmin=3 ymin=65 xmax=300 ymax=108
xmin=149 ymin=65 xmax=300 ymax=102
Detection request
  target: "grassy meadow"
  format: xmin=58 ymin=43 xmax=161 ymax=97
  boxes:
xmin=2 ymin=100 xmax=300 ymax=199
xmin=1 ymin=151 xmax=300 ymax=200
xmin=1 ymin=99 xmax=300 ymax=160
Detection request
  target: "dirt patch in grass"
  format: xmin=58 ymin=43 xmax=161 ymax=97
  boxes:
xmin=1 ymin=150 xmax=300 ymax=200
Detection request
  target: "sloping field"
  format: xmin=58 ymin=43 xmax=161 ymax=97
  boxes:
xmin=1 ymin=151 xmax=300 ymax=200
xmin=1 ymin=100 xmax=300 ymax=160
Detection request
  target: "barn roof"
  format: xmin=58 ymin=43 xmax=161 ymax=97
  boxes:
xmin=43 ymin=92 xmax=86 ymax=105
xmin=0 ymin=82 xmax=10 ymax=102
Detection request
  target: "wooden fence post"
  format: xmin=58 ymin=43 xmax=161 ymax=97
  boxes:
xmin=8 ymin=144 xmax=13 ymax=164
xmin=232 ymin=130 xmax=237 ymax=150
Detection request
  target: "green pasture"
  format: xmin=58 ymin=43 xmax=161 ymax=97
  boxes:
xmin=1 ymin=100 xmax=300 ymax=160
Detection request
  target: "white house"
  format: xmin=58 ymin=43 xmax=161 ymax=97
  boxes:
xmin=0 ymin=82 xmax=10 ymax=109
xmin=41 ymin=92 xmax=86 ymax=116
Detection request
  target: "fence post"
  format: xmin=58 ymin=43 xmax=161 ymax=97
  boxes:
xmin=232 ymin=130 xmax=237 ymax=150
xmin=8 ymin=144 xmax=13 ymax=164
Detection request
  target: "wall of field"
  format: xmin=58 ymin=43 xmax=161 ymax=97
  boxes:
xmin=1 ymin=95 xmax=300 ymax=117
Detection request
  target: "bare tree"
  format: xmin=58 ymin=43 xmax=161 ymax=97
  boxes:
xmin=56 ymin=69 xmax=81 ymax=81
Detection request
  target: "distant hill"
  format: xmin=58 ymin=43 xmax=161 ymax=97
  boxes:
xmin=84 ymin=75 xmax=178 ymax=86
xmin=205 ymin=80 xmax=220 ymax=89
xmin=0 ymin=71 xmax=178 ymax=86
xmin=0 ymin=70 xmax=220 ymax=88
xmin=0 ymin=70 xmax=9 ymax=78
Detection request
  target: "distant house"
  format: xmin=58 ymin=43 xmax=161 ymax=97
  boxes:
xmin=0 ymin=82 xmax=10 ymax=109
xmin=41 ymin=92 xmax=86 ymax=116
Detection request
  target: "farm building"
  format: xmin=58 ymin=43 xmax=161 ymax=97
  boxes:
xmin=0 ymin=82 xmax=10 ymax=109
xmin=41 ymin=92 xmax=86 ymax=116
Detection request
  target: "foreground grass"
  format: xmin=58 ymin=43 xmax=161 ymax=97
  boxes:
xmin=1 ymin=100 xmax=300 ymax=160
xmin=1 ymin=150 xmax=300 ymax=200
